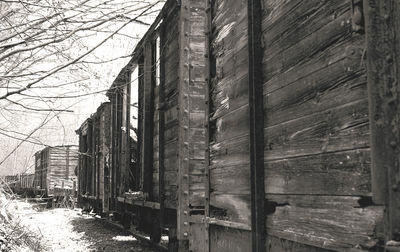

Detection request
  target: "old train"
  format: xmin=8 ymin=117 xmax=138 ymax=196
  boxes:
xmin=3 ymin=145 xmax=78 ymax=201
xmin=76 ymin=0 xmax=400 ymax=251
xmin=34 ymin=145 xmax=78 ymax=197
xmin=3 ymin=173 xmax=34 ymax=196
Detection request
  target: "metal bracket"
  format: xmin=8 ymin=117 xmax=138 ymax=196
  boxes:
xmin=351 ymin=0 xmax=364 ymax=33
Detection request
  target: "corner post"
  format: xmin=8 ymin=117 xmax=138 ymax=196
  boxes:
xmin=248 ymin=0 xmax=266 ymax=251
xmin=363 ymin=0 xmax=400 ymax=243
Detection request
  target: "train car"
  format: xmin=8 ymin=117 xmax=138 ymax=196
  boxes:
xmin=3 ymin=175 xmax=19 ymax=192
xmin=19 ymin=173 xmax=34 ymax=190
xmin=34 ymin=145 xmax=78 ymax=197
xmin=102 ymin=0 xmax=208 ymax=247
xmin=79 ymin=0 xmax=400 ymax=251
xmin=77 ymin=102 xmax=132 ymax=213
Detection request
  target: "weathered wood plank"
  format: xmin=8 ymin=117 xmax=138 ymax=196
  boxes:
xmin=262 ymin=9 xmax=353 ymax=82
xmin=265 ymin=149 xmax=371 ymax=195
xmin=213 ymin=104 xmax=250 ymax=143
xmin=264 ymin=99 xmax=370 ymax=160
xmin=210 ymin=164 xmax=250 ymax=195
xmin=210 ymin=193 xmax=251 ymax=224
xmin=265 ymin=194 xmax=383 ymax=250
xmin=266 ymin=235 xmax=334 ymax=252
xmin=364 ymin=0 xmax=400 ymax=241
xmin=261 ymin=0 xmax=349 ymax=55
xmin=209 ymin=225 xmax=252 ymax=252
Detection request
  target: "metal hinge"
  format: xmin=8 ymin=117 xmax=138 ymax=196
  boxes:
xmin=351 ymin=0 xmax=364 ymax=33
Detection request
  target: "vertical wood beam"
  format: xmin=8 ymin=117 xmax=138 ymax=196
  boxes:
xmin=177 ymin=0 xmax=190 ymax=248
xmin=137 ymin=60 xmax=144 ymax=191
xmin=110 ymin=96 xmax=116 ymax=209
xmin=143 ymin=43 xmax=155 ymax=200
xmin=364 ymin=0 xmax=400 ymax=242
xmin=159 ymin=20 xmax=166 ymax=229
xmin=66 ymin=146 xmax=70 ymax=179
xmin=248 ymin=0 xmax=266 ymax=251
xmin=204 ymin=0 xmax=212 ymax=251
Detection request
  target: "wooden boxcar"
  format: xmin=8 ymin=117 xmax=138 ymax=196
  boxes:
xmin=34 ymin=145 xmax=78 ymax=196
xmin=79 ymin=0 xmax=400 ymax=251
xmin=20 ymin=173 xmax=34 ymax=190
xmin=77 ymin=102 xmax=111 ymax=211
xmin=76 ymin=102 xmax=138 ymax=213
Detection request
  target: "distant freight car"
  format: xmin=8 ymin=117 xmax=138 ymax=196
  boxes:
xmin=34 ymin=145 xmax=78 ymax=196
xmin=20 ymin=173 xmax=34 ymax=189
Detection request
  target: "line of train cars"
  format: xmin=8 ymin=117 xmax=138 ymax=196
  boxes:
xmin=3 ymin=145 xmax=78 ymax=201
xmin=76 ymin=0 xmax=400 ymax=251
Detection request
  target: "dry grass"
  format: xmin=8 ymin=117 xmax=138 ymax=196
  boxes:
xmin=0 ymin=184 xmax=45 ymax=252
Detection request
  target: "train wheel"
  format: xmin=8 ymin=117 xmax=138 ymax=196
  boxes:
xmin=150 ymin=217 xmax=161 ymax=244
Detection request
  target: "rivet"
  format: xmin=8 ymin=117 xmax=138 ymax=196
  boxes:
xmin=390 ymin=141 xmax=397 ymax=148
xmin=184 ymin=126 xmax=188 ymax=130
xmin=184 ymin=232 xmax=188 ymax=237
xmin=184 ymin=222 xmax=188 ymax=225
xmin=184 ymin=211 xmax=188 ymax=215
xmin=384 ymin=14 xmax=390 ymax=20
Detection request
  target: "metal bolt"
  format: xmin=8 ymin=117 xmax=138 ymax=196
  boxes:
xmin=384 ymin=14 xmax=390 ymax=20
xmin=184 ymin=232 xmax=188 ymax=237
xmin=390 ymin=141 xmax=397 ymax=148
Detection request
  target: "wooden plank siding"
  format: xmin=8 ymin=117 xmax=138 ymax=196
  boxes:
xmin=162 ymin=6 xmax=180 ymax=209
xmin=97 ymin=103 xmax=111 ymax=211
xmin=364 ymin=0 xmax=400 ymax=244
xmin=34 ymin=146 xmax=78 ymax=196
xmin=177 ymin=0 xmax=208 ymax=245
xmin=261 ymin=0 xmax=384 ymax=250
xmin=209 ymin=0 xmax=251 ymax=225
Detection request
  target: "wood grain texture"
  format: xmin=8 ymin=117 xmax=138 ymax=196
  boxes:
xmin=265 ymin=194 xmax=383 ymax=250
xmin=265 ymin=149 xmax=371 ymax=195
xmin=364 ymin=0 xmax=400 ymax=241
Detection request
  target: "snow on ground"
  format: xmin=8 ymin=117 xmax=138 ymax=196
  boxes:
xmin=11 ymin=199 xmax=158 ymax=252
xmin=14 ymin=201 xmax=90 ymax=251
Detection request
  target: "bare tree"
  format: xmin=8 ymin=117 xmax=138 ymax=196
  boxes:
xmin=0 ymin=0 xmax=164 ymax=174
